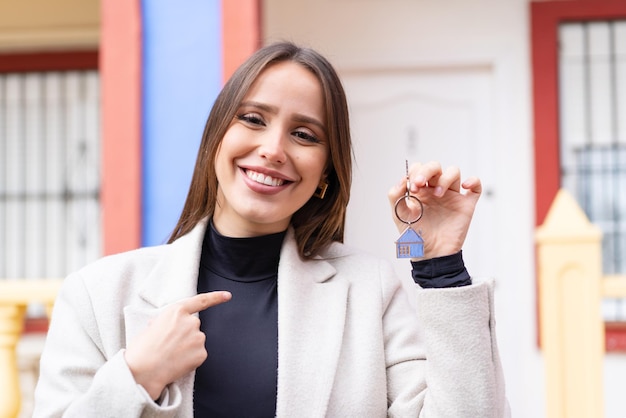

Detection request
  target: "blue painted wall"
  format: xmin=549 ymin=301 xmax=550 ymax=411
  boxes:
xmin=141 ymin=0 xmax=222 ymax=246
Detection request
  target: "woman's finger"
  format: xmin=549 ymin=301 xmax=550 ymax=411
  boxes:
xmin=408 ymin=161 xmax=441 ymax=193
xmin=429 ymin=166 xmax=461 ymax=196
xmin=178 ymin=291 xmax=232 ymax=314
xmin=462 ymin=176 xmax=483 ymax=197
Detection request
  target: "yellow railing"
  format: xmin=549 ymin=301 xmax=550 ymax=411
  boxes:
xmin=536 ymin=189 xmax=626 ymax=418
xmin=0 ymin=279 xmax=63 ymax=418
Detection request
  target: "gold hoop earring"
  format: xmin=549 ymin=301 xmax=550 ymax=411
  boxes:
xmin=314 ymin=180 xmax=329 ymax=199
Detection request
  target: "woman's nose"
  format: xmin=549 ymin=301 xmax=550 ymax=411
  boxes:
xmin=258 ymin=130 xmax=287 ymax=164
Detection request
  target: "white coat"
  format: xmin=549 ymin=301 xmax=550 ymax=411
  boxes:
xmin=33 ymin=218 xmax=509 ymax=417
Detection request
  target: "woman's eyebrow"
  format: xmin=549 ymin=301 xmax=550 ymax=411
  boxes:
xmin=239 ymin=101 xmax=277 ymax=114
xmin=239 ymin=100 xmax=327 ymax=135
xmin=292 ymin=114 xmax=327 ymax=136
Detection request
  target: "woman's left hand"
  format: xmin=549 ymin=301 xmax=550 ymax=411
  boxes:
xmin=387 ymin=161 xmax=481 ymax=260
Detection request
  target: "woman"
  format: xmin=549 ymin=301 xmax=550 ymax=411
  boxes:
xmin=34 ymin=42 xmax=509 ymax=417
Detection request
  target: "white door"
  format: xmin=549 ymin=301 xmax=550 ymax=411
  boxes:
xmin=342 ymin=68 xmax=497 ymax=281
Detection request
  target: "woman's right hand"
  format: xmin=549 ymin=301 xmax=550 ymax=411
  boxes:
xmin=124 ymin=291 xmax=232 ymax=400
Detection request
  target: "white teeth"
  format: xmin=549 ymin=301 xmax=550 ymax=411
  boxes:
xmin=245 ymin=169 xmax=284 ymax=187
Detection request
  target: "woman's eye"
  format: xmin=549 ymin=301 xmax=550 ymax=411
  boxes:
xmin=293 ymin=130 xmax=321 ymax=144
xmin=237 ymin=113 xmax=265 ymax=126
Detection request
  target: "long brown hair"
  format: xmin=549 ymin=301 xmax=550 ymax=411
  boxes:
xmin=168 ymin=42 xmax=352 ymax=257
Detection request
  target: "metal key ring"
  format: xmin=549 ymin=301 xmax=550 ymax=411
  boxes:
xmin=394 ymin=194 xmax=423 ymax=225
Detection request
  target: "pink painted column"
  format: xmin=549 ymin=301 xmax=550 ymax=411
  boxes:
xmin=100 ymin=0 xmax=142 ymax=255
xmin=222 ymin=0 xmax=262 ymax=83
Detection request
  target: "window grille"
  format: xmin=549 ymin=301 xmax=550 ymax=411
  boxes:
xmin=573 ymin=144 xmax=626 ymax=274
xmin=559 ymin=21 xmax=626 ymax=320
xmin=0 ymin=70 xmax=101 ymax=280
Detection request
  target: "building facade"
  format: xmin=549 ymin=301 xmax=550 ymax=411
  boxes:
xmin=2 ymin=0 xmax=626 ymax=416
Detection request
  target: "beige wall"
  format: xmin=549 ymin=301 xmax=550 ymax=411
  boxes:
xmin=0 ymin=0 xmax=99 ymax=51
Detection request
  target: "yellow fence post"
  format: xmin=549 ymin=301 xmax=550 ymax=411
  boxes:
xmin=0 ymin=279 xmax=62 ymax=418
xmin=536 ymin=189 xmax=604 ymax=418
xmin=0 ymin=304 xmax=27 ymax=418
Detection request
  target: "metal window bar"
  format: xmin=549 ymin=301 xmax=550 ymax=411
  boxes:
xmin=559 ymin=21 xmax=626 ymax=320
xmin=0 ymin=70 xmax=101 ymax=281
xmin=575 ymin=144 xmax=626 ymax=274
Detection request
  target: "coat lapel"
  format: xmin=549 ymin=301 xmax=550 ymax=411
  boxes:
xmin=276 ymin=230 xmax=350 ymax=417
xmin=138 ymin=219 xmax=208 ymax=309
xmin=123 ymin=219 xmax=207 ymax=339
xmin=122 ymin=219 xmax=208 ymax=417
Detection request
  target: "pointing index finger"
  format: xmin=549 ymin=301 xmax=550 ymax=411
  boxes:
xmin=179 ymin=291 xmax=232 ymax=314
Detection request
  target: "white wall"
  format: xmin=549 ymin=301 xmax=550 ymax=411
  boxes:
xmin=264 ymin=0 xmax=539 ymax=415
xmin=264 ymin=2 xmax=626 ymax=416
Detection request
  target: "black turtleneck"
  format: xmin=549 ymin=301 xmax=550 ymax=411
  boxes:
xmin=193 ymin=222 xmax=286 ymax=418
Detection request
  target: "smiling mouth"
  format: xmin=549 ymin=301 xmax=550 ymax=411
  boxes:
xmin=244 ymin=169 xmax=289 ymax=187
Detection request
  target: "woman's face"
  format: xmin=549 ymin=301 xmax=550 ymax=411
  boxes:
xmin=213 ymin=61 xmax=329 ymax=237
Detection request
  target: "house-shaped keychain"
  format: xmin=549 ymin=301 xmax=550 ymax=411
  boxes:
xmin=395 ymin=227 xmax=424 ymax=258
